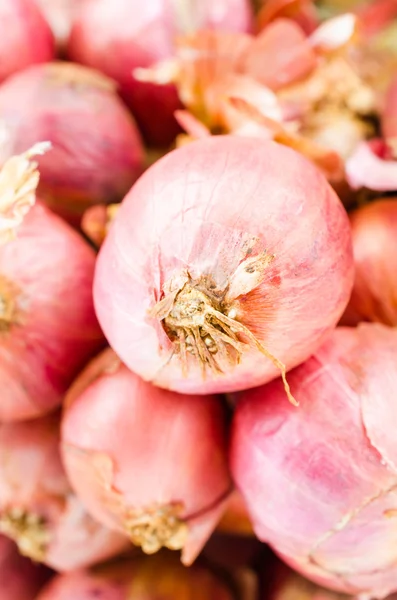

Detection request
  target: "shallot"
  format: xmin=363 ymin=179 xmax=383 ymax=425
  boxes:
xmin=61 ymin=347 xmax=232 ymax=565
xmin=0 ymin=412 xmax=129 ymax=571
xmin=0 ymin=535 xmax=48 ymax=600
xmin=231 ymin=323 xmax=397 ymax=598
xmin=36 ymin=553 xmax=234 ymax=600
xmin=0 ymin=0 xmax=54 ymax=83
xmin=0 ymin=144 xmax=104 ymax=421
xmin=342 ymin=198 xmax=397 ymax=326
xmin=94 ymin=136 xmax=354 ymax=396
xmin=68 ymin=0 xmax=253 ymax=146
xmin=0 ymin=62 xmax=144 ymax=224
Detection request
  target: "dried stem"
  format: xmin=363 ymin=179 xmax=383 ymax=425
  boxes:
xmin=0 ymin=142 xmax=51 ymax=244
xmin=0 ymin=507 xmax=51 ymax=562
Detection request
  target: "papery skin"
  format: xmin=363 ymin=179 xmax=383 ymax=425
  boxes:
xmin=342 ymin=199 xmax=397 ymax=327
xmin=0 ymin=414 xmax=129 ymax=572
xmin=68 ymin=0 xmax=253 ymax=146
xmin=36 ymin=553 xmax=234 ymax=600
xmin=0 ymin=62 xmax=144 ymax=224
xmin=61 ymin=347 xmax=232 ymax=565
xmin=0 ymin=201 xmax=104 ymax=421
xmin=0 ymin=535 xmax=48 ymax=600
xmin=94 ymin=136 xmax=353 ymax=395
xmin=231 ymin=324 xmax=397 ymax=598
xmin=0 ymin=0 xmax=54 ymax=83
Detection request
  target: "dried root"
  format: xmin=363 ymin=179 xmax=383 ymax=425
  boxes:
xmin=0 ymin=507 xmax=51 ymax=561
xmin=125 ymin=502 xmax=188 ymax=554
xmin=149 ymin=251 xmax=297 ymax=405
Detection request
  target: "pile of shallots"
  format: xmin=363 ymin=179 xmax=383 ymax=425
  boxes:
xmin=2 ymin=0 xmax=397 ymax=599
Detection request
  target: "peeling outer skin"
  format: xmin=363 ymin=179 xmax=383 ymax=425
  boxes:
xmin=345 ymin=140 xmax=397 ymax=192
xmin=0 ymin=413 xmax=129 ymax=572
xmin=61 ymin=348 xmax=232 ymax=565
xmin=231 ymin=324 xmax=397 ymax=598
xmin=68 ymin=0 xmax=253 ymax=147
xmin=94 ymin=136 xmax=353 ymax=395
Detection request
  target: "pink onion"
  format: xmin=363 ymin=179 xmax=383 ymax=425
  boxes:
xmin=0 ymin=62 xmax=144 ymax=224
xmin=231 ymin=323 xmax=397 ymax=598
xmin=0 ymin=412 xmax=129 ymax=571
xmin=0 ymin=145 xmax=104 ymax=421
xmin=61 ymin=347 xmax=232 ymax=566
xmin=342 ymin=199 xmax=397 ymax=326
xmin=94 ymin=136 xmax=353 ymax=397
xmin=68 ymin=0 xmax=253 ymax=147
xmin=0 ymin=535 xmax=49 ymax=600
xmin=37 ymin=553 xmax=234 ymax=600
xmin=0 ymin=0 xmax=54 ymax=83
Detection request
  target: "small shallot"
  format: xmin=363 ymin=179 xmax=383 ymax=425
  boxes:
xmin=61 ymin=347 xmax=232 ymax=565
xmin=0 ymin=413 xmax=129 ymax=571
xmin=0 ymin=535 xmax=48 ymax=600
xmin=0 ymin=144 xmax=104 ymax=421
xmin=0 ymin=62 xmax=144 ymax=223
xmin=0 ymin=0 xmax=54 ymax=83
xmin=342 ymin=198 xmax=397 ymax=326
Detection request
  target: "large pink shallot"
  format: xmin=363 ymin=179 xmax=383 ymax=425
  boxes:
xmin=61 ymin=347 xmax=232 ymax=565
xmin=0 ymin=0 xmax=54 ymax=83
xmin=94 ymin=136 xmax=353 ymax=396
xmin=0 ymin=144 xmax=104 ymax=421
xmin=36 ymin=553 xmax=234 ymax=600
xmin=231 ymin=323 xmax=397 ymax=598
xmin=68 ymin=0 xmax=253 ymax=146
xmin=0 ymin=62 xmax=144 ymax=224
xmin=0 ymin=412 xmax=129 ymax=571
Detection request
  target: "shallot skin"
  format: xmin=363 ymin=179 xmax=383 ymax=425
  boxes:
xmin=342 ymin=199 xmax=397 ymax=326
xmin=94 ymin=136 xmax=354 ymax=395
xmin=0 ymin=201 xmax=104 ymax=421
xmin=68 ymin=0 xmax=253 ymax=146
xmin=36 ymin=553 xmax=234 ymax=600
xmin=231 ymin=324 xmax=397 ymax=598
xmin=61 ymin=348 xmax=232 ymax=566
xmin=0 ymin=413 xmax=129 ymax=572
xmin=0 ymin=0 xmax=54 ymax=83
xmin=0 ymin=535 xmax=48 ymax=600
xmin=0 ymin=62 xmax=144 ymax=223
